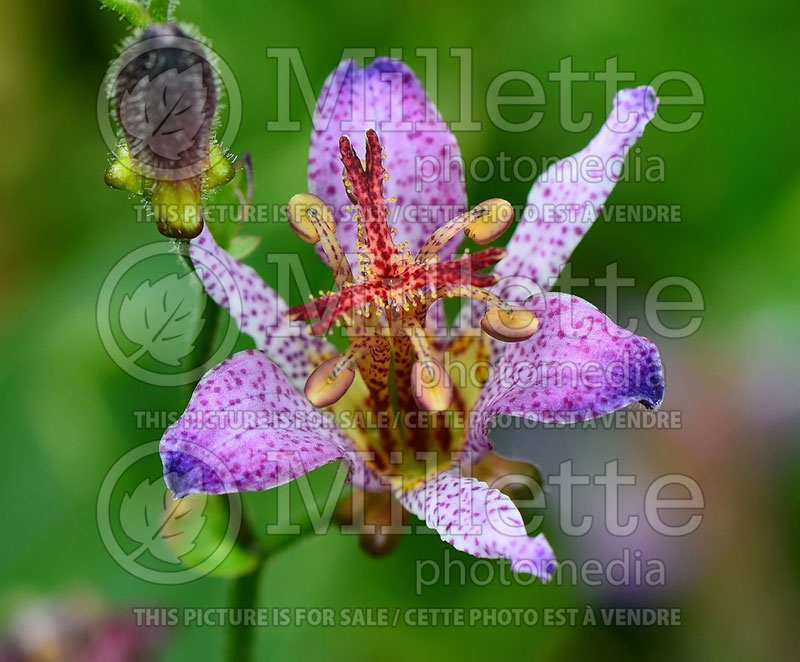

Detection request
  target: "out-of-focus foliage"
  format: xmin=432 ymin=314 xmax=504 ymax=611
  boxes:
xmin=0 ymin=0 xmax=797 ymax=659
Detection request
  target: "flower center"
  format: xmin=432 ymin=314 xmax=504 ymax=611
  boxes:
xmin=285 ymin=129 xmax=538 ymax=478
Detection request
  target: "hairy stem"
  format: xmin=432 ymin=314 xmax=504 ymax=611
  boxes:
xmin=98 ymin=0 xmax=150 ymax=27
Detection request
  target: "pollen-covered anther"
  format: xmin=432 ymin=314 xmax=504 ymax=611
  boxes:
xmin=416 ymin=198 xmax=515 ymax=263
xmin=287 ymin=193 xmax=336 ymax=244
xmin=411 ymin=357 xmax=453 ymax=412
xmin=464 ymin=198 xmax=515 ymax=244
xmin=481 ymin=305 xmax=540 ymax=343
xmin=304 ymin=356 xmax=356 ymax=408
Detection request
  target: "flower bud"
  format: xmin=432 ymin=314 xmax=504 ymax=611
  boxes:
xmin=151 ymin=177 xmax=204 ymax=239
xmin=113 ymin=23 xmax=217 ymax=182
xmin=106 ymin=23 xmax=235 ymax=239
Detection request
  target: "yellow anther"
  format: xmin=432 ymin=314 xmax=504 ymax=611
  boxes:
xmin=464 ymin=198 xmax=514 ymax=244
xmin=304 ymin=357 xmax=356 ymax=408
xmin=411 ymin=358 xmax=453 ymax=412
xmin=286 ymin=193 xmax=336 ymax=244
xmin=481 ymin=305 xmax=539 ymax=343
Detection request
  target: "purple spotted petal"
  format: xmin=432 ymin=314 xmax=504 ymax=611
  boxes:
xmin=466 ymin=292 xmax=665 ymax=458
xmin=493 ymin=86 xmax=657 ymax=299
xmin=396 ymin=470 xmax=556 ymax=579
xmin=189 ymin=227 xmax=336 ymax=390
xmin=161 ymin=349 xmax=352 ymax=497
xmin=308 ymin=58 xmax=467 ymax=265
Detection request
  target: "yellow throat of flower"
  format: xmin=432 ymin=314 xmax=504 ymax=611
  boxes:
xmin=286 ymin=129 xmax=539 ymax=483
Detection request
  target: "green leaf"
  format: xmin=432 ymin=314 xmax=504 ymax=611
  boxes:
xmin=119 ymin=272 xmax=205 ymax=366
xmin=119 ymin=480 xmax=258 ymax=577
xmin=205 ymin=151 xmax=253 ymax=251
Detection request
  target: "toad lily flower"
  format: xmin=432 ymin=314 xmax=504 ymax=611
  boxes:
xmin=160 ymin=58 xmax=665 ymax=580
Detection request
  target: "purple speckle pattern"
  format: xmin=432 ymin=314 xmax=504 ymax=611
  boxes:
xmin=160 ymin=349 xmax=350 ymax=497
xmin=466 ymin=292 xmax=665 ymax=458
xmin=494 ymin=86 xmax=658 ymax=294
xmin=188 ymin=229 xmax=388 ymax=493
xmin=189 ymin=227 xmax=336 ymax=390
xmin=396 ymin=470 xmax=557 ymax=579
xmin=166 ymin=78 xmax=665 ymax=575
xmin=308 ymin=58 xmax=467 ymax=266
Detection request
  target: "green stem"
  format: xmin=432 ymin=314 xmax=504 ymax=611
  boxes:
xmin=176 ymin=242 xmax=222 ymax=398
xmin=98 ymin=0 xmax=150 ymax=27
xmin=191 ymin=297 xmax=221 ymax=376
xmin=148 ymin=0 xmax=174 ymax=22
xmin=223 ymin=560 xmax=264 ymax=662
xmin=177 ymin=241 xmax=267 ymax=661
xmin=259 ymin=516 xmax=316 ymax=556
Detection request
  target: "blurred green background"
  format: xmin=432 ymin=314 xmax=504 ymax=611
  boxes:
xmin=1 ymin=0 xmax=798 ymax=659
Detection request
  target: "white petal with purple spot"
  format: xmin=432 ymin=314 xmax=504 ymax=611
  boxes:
xmin=190 ymin=227 xmax=336 ymax=390
xmin=466 ymin=292 xmax=665 ymax=458
xmin=396 ymin=470 xmax=557 ymax=579
xmin=161 ymin=349 xmax=350 ymax=497
xmin=308 ymin=58 xmax=467 ymax=265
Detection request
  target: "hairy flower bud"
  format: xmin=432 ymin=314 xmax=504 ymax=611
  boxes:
xmin=105 ymin=23 xmax=232 ymax=239
xmin=113 ymin=23 xmax=216 ymax=180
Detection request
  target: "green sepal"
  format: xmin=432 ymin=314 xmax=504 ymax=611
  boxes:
xmin=205 ymin=154 xmax=252 ymax=250
xmin=151 ymin=177 xmax=204 ymax=239
xmin=104 ymin=143 xmax=144 ymax=195
xmin=205 ymin=143 xmax=237 ymax=190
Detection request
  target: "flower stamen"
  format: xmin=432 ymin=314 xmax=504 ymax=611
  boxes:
xmin=417 ymin=198 xmax=515 ymax=262
xmin=287 ymin=193 xmax=352 ymax=286
xmin=404 ymin=319 xmax=453 ymax=412
xmin=287 ymin=129 xmax=539 ymax=446
xmin=481 ymin=305 xmax=540 ymax=342
xmin=304 ymin=343 xmax=366 ymax=407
